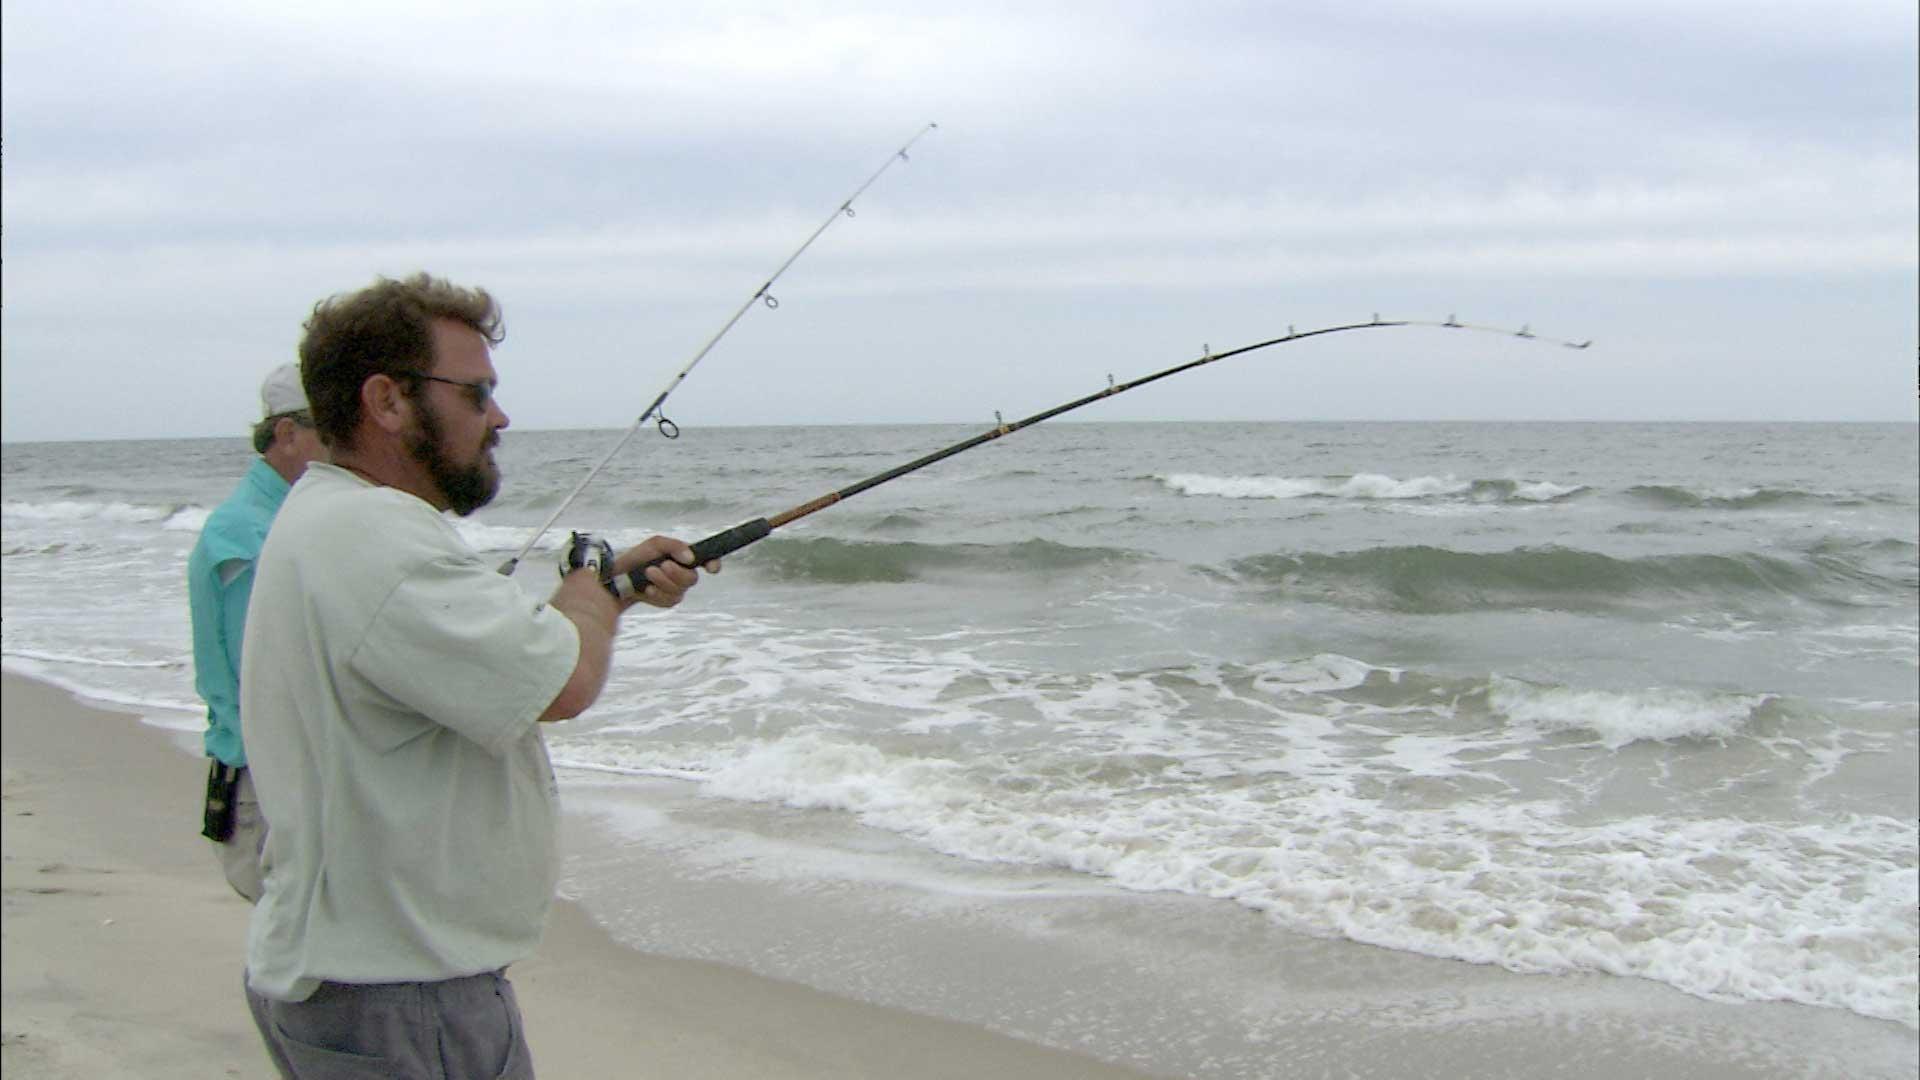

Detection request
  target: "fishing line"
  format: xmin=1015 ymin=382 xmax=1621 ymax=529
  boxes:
xmin=500 ymin=121 xmax=940 ymax=575
xmin=600 ymin=316 xmax=1591 ymax=596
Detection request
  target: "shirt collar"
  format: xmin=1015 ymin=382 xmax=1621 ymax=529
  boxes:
xmin=245 ymin=455 xmax=293 ymax=507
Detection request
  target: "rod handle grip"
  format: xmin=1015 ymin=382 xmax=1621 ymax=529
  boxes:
xmin=611 ymin=518 xmax=771 ymax=599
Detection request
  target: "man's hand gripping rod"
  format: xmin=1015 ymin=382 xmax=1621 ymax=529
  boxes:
xmin=559 ymin=527 xmax=758 ymax=600
xmin=499 ymin=122 xmax=940 ymax=577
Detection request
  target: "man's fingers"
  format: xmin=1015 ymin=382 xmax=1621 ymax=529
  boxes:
xmin=606 ymin=537 xmax=716 ymax=609
xmin=646 ymin=560 xmax=697 ymax=590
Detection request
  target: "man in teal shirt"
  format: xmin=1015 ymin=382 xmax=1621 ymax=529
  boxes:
xmin=188 ymin=363 xmax=325 ymax=901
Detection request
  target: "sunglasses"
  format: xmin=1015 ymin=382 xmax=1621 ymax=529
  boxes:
xmin=406 ymin=373 xmax=495 ymax=412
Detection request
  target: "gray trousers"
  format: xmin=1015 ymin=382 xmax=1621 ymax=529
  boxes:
xmin=245 ymin=969 xmax=535 ymax=1079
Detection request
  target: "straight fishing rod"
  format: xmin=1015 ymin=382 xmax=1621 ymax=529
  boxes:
xmin=501 ymin=121 xmax=940 ymax=575
xmin=591 ymin=316 xmax=1591 ymax=596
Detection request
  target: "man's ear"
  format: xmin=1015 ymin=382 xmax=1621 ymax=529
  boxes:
xmin=361 ymin=374 xmax=413 ymax=436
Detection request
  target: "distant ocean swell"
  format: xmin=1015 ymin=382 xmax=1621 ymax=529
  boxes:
xmin=1230 ymin=544 xmax=1912 ymax=615
xmin=1623 ymin=484 xmax=1906 ymax=510
xmin=0 ymin=472 xmax=1901 ymax=521
xmin=2 ymin=499 xmax=206 ymax=529
xmin=647 ymin=531 xmax=1910 ymax=616
xmin=741 ymin=535 xmax=1135 ymax=584
xmin=1162 ymin=472 xmax=1587 ymax=502
xmin=1158 ymin=473 xmax=1897 ymax=510
xmin=5 ymin=497 xmax=1909 ymax=623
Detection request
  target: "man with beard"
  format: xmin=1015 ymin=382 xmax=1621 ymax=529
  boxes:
xmin=238 ymin=274 xmax=709 ymax=1079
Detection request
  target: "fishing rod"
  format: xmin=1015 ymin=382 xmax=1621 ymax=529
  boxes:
xmin=500 ymin=121 xmax=940 ymax=575
xmin=593 ymin=316 xmax=1591 ymax=596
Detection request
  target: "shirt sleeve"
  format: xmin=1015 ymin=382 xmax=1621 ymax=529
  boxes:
xmin=349 ymin=554 xmax=581 ymax=757
xmin=220 ymin=560 xmax=254 ymax=683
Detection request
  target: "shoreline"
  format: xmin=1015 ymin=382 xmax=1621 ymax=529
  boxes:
xmin=0 ymin=671 xmax=1146 ymax=1079
xmin=6 ymin=668 xmax=1917 ymax=1079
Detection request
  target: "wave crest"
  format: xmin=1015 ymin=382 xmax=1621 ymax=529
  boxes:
xmin=1230 ymin=544 xmax=1896 ymax=614
xmin=1163 ymin=473 xmax=1585 ymax=503
xmin=748 ymin=536 xmax=1137 ymax=584
xmin=1624 ymin=484 xmax=1887 ymax=510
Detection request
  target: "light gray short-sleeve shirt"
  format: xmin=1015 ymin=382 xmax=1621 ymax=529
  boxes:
xmin=241 ymin=464 xmax=579 ymax=1001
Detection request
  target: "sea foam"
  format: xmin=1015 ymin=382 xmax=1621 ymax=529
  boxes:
xmin=4 ymin=499 xmax=181 ymax=523
xmin=553 ymin=727 xmax=1918 ymax=1028
xmin=1164 ymin=472 xmax=1472 ymax=500
xmin=1487 ymin=676 xmax=1766 ymax=747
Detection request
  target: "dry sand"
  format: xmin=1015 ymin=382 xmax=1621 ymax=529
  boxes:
xmin=0 ymin=672 xmax=1146 ymax=1079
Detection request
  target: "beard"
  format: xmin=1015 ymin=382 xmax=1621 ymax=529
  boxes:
xmin=404 ymin=395 xmax=501 ymax=516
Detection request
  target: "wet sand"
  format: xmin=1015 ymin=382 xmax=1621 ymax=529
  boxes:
xmin=0 ymin=672 xmax=1144 ymax=1079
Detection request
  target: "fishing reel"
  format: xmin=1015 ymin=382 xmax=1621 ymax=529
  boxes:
xmin=560 ymin=531 xmax=622 ymax=598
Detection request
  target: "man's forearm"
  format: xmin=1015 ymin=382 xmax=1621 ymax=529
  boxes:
xmin=538 ymin=535 xmax=706 ymax=722
xmin=540 ymin=571 xmax=619 ymax=722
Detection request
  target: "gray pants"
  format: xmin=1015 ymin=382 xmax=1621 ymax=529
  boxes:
xmin=245 ymin=969 xmax=536 ymax=1079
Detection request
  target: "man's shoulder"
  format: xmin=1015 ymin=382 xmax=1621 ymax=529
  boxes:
xmin=286 ymin=466 xmax=436 ymax=519
xmin=192 ymin=477 xmax=274 ymax=568
xmin=253 ymin=469 xmax=482 ymax=638
xmin=276 ymin=467 xmax=468 ymax=562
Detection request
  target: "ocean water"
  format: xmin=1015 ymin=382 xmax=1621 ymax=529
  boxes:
xmin=4 ymin=421 xmax=1917 ymax=1072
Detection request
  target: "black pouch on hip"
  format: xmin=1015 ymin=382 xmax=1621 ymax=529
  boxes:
xmin=201 ymin=760 xmax=241 ymax=842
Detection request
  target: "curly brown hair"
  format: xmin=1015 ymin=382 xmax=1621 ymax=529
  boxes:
xmin=297 ymin=273 xmax=504 ymax=449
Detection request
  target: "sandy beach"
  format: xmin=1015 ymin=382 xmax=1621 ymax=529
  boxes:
xmin=5 ymin=668 xmax=1917 ymax=1080
xmin=0 ymin=672 xmax=1145 ymax=1079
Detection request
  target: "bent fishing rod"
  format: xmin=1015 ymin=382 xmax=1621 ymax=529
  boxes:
xmin=586 ymin=316 xmax=1592 ymax=596
xmin=500 ymin=121 xmax=940 ymax=575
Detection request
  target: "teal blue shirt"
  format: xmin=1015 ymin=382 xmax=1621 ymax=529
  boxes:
xmin=188 ymin=457 xmax=291 ymax=767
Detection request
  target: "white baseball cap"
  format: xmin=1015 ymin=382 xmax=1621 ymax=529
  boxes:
xmin=260 ymin=363 xmax=309 ymax=419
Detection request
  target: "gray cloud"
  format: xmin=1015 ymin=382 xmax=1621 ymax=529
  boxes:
xmin=3 ymin=0 xmax=1914 ymax=440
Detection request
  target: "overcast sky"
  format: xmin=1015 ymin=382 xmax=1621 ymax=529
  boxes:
xmin=3 ymin=0 xmax=1915 ymax=441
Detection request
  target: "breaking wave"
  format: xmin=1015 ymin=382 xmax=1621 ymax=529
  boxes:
xmin=1162 ymin=473 xmax=1585 ymax=503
